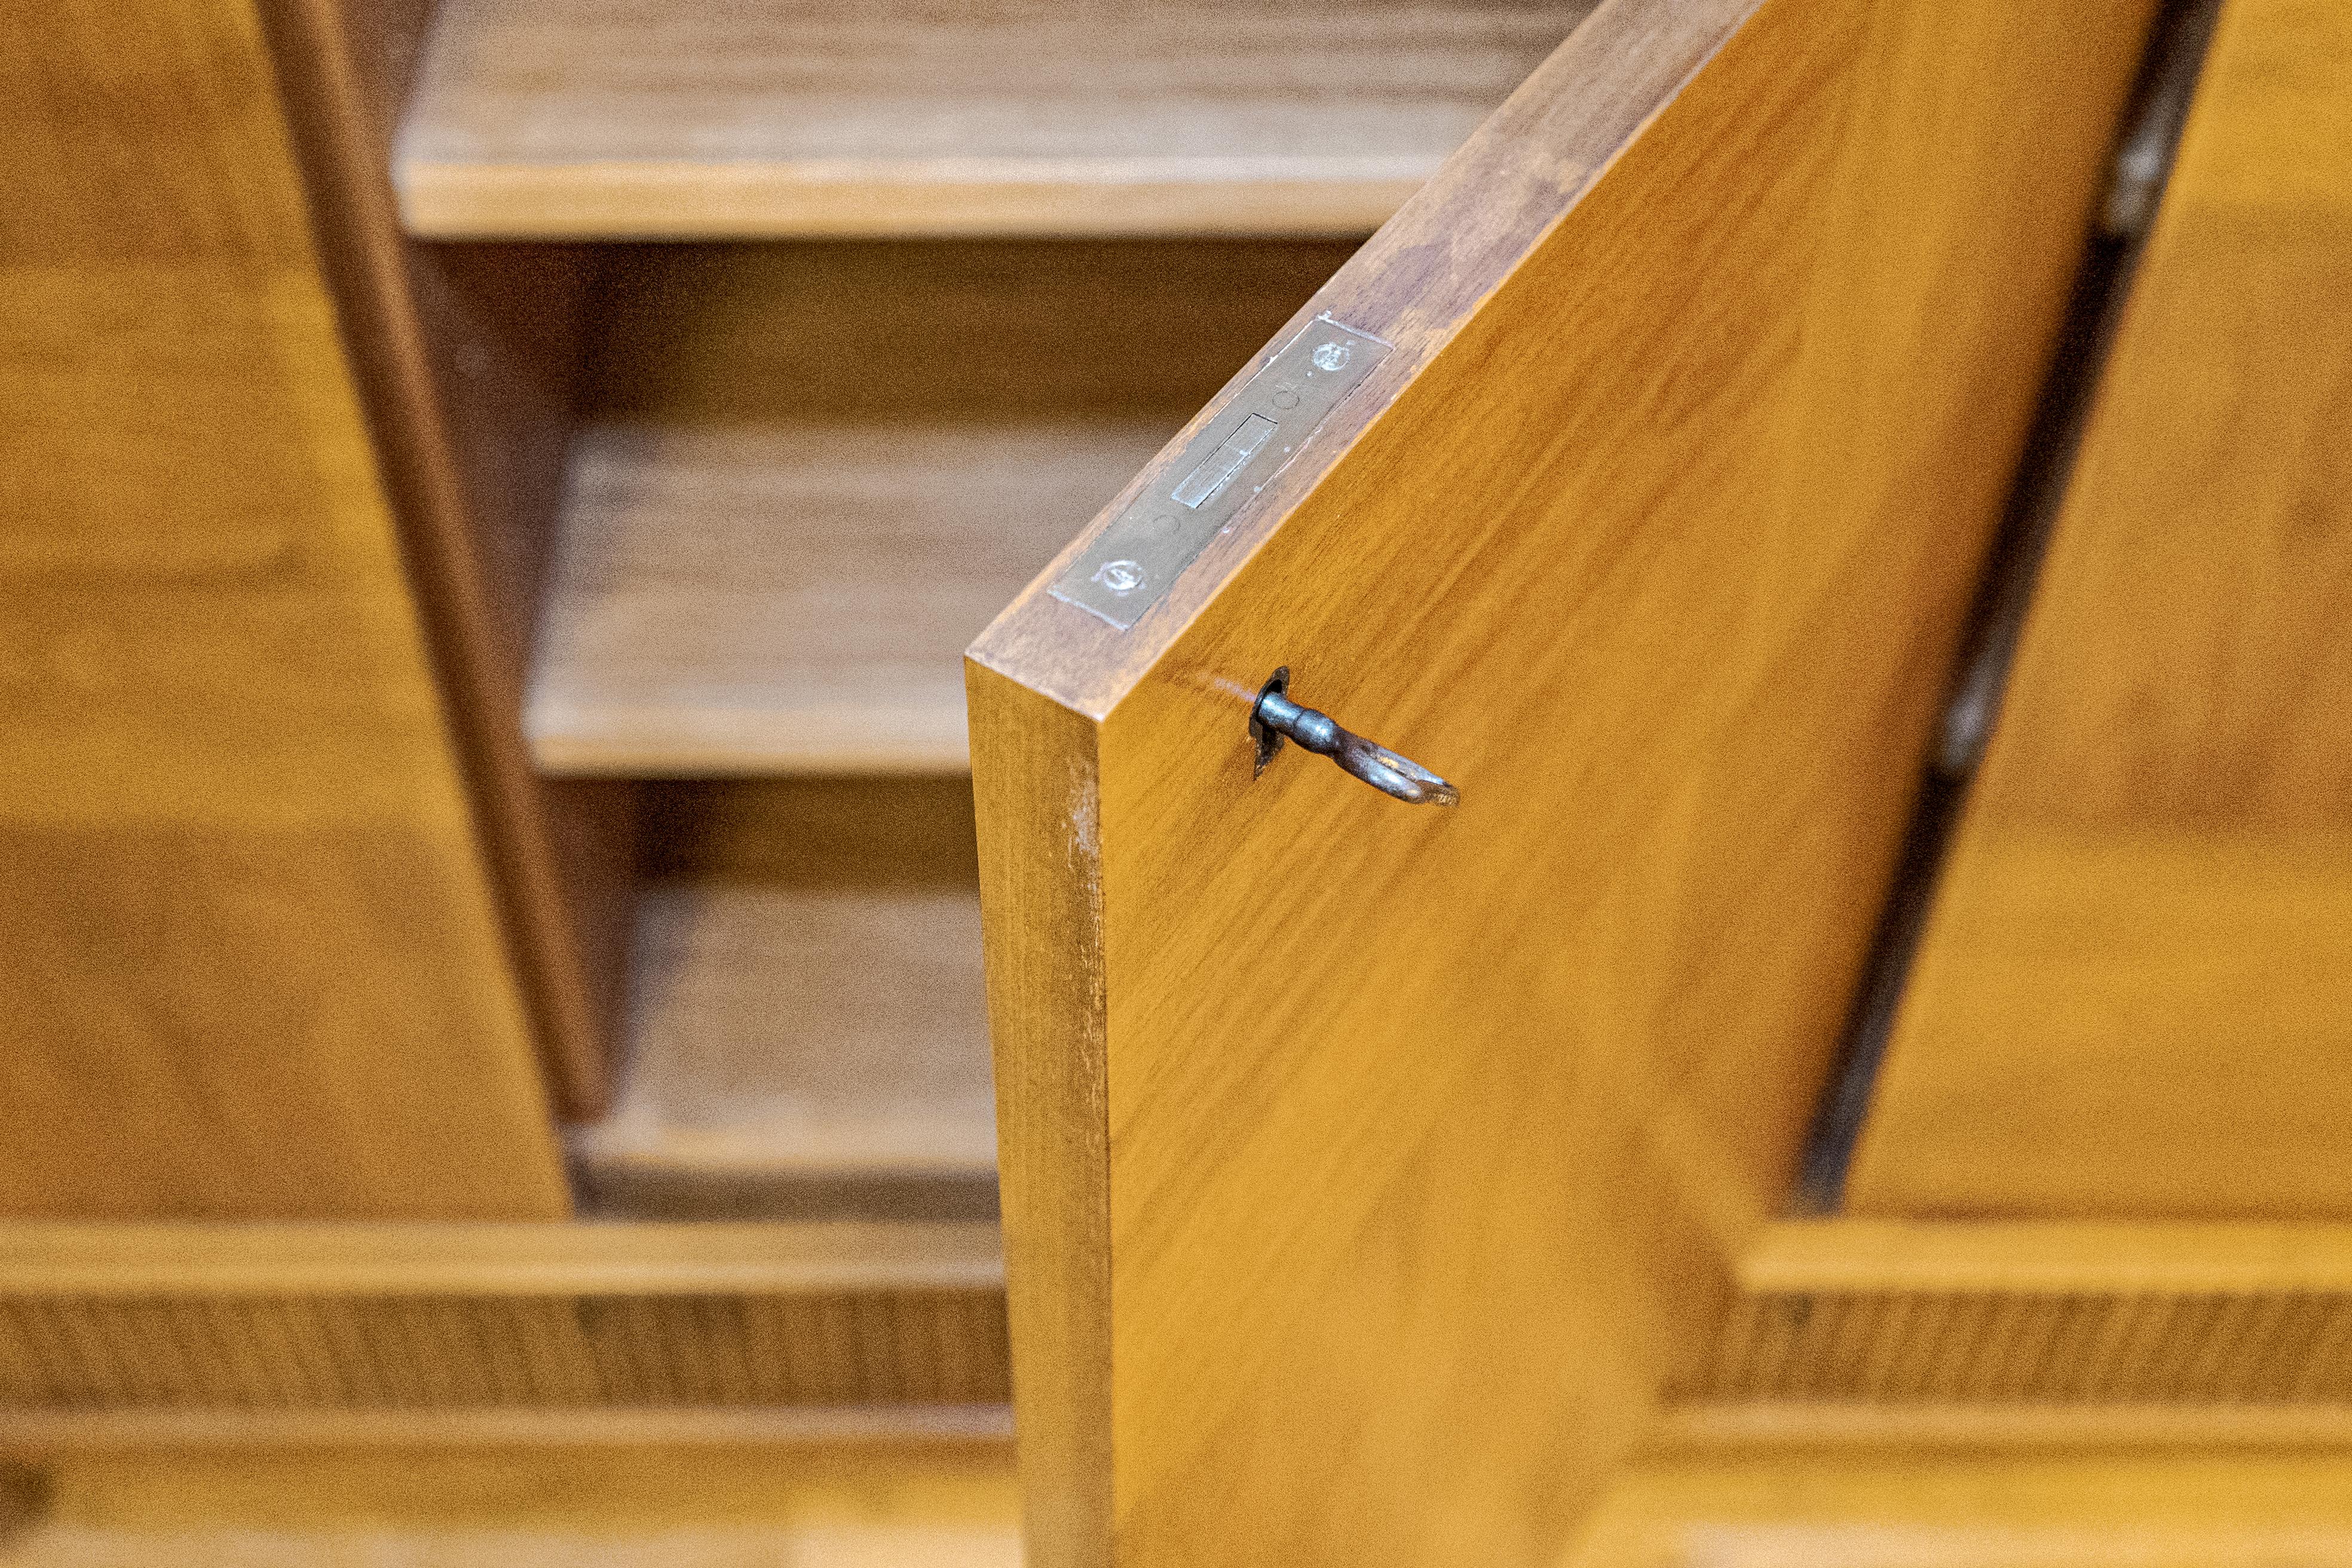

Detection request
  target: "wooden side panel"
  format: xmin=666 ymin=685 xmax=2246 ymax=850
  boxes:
xmin=969 ymin=0 xmax=2156 ymax=1563
xmin=967 ymin=667 xmax=1112 ymax=1568
xmin=1849 ymin=0 xmax=2352 ymax=1220
xmin=0 ymin=0 xmax=566 ymax=1215
xmin=258 ymin=0 xmax=631 ymax=1119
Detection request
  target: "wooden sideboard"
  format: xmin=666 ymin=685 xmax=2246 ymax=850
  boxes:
xmin=5 ymin=0 xmax=2348 ymax=1563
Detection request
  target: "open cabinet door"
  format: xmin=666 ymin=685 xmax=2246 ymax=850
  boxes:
xmin=966 ymin=1 xmax=2158 ymax=1564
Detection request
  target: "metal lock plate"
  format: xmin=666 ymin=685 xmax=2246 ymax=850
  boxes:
xmin=1049 ymin=314 xmax=1392 ymax=630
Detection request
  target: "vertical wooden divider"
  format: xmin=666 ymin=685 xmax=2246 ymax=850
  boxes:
xmin=256 ymin=0 xmax=633 ymax=1119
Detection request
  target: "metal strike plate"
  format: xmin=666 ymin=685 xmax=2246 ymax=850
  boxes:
xmin=1049 ymin=314 xmax=1392 ymax=630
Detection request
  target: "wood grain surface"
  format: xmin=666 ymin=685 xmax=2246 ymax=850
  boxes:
xmin=1661 ymin=1402 xmax=2352 ymax=1452
xmin=576 ymin=785 xmax=1002 ymax=1222
xmin=572 ymin=780 xmax=998 ymax=1221
xmin=529 ymin=241 xmax=1349 ymax=774
xmin=0 ymin=1405 xmax=1013 ymax=1450
xmin=1737 ymin=1218 xmax=2352 ymax=1297
xmin=260 ymin=0 xmax=631 ymax=1117
xmin=0 ymin=1221 xmax=1009 ymax=1416
xmin=0 ymin=1440 xmax=1020 ymax=1568
xmin=396 ymin=0 xmax=1597 ymax=237
xmin=0 ymin=0 xmax=568 ymax=1216
xmin=1568 ymin=1452 xmax=2352 ymax=1568
xmin=533 ymin=421 xmax=1162 ymax=774
xmin=0 ymin=1221 xmax=1002 ymax=1297
xmin=575 ymin=885 xmax=994 ymax=1193
xmin=966 ymin=0 xmax=2158 ymax=1561
xmin=1848 ymin=0 xmax=2352 ymax=1220
xmin=965 ymin=672 xmax=1110 ymax=1568
xmin=1701 ymin=1218 xmax=2352 ymax=1407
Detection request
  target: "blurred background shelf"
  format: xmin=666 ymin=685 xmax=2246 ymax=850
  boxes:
xmin=395 ymin=0 xmax=1590 ymax=238
xmin=571 ymin=782 xmax=997 ymax=1220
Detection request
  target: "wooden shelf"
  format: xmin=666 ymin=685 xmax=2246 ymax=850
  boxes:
xmin=571 ymin=879 xmax=999 ymax=1217
xmin=396 ymin=0 xmax=1591 ymax=238
xmin=526 ymin=421 xmax=1147 ymax=776
xmin=526 ymin=241 xmax=1349 ymax=776
xmin=569 ymin=779 xmax=997 ymax=1220
xmin=529 ymin=420 xmax=1148 ymax=775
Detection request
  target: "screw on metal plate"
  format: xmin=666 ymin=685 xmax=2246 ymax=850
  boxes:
xmin=1249 ymin=667 xmax=1459 ymax=807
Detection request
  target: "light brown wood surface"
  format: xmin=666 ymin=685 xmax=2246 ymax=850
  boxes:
xmin=0 ymin=1406 xmax=1012 ymax=1452
xmin=0 ymin=0 xmax=566 ymax=1216
xmin=1661 ymin=1402 xmax=2352 ymax=1453
xmin=966 ymin=678 xmax=1109 ymax=1568
xmin=533 ymin=421 xmax=1157 ymax=774
xmin=529 ymin=241 xmax=1348 ymax=774
xmin=967 ymin=0 xmax=2157 ymax=1564
xmin=1848 ymin=0 xmax=2352 ymax=1220
xmin=1737 ymin=1217 xmax=2352 ymax=1296
xmin=395 ymin=0 xmax=1595 ymax=238
xmin=574 ymin=884 xmax=996 ymax=1208
xmin=1567 ymin=1452 xmax=2352 ymax=1568
xmin=0 ymin=1221 xmax=1007 ymax=1414
xmin=571 ymin=781 xmax=997 ymax=1220
xmin=0 ymin=1221 xmax=1001 ymax=1297
xmin=0 ymin=1439 xmax=1019 ymax=1567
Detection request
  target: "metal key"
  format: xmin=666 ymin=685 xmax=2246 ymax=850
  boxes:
xmin=1249 ymin=667 xmax=1459 ymax=807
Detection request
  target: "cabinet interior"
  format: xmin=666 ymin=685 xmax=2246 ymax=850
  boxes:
xmin=576 ymin=776 xmax=996 ymax=1221
xmin=395 ymin=0 xmax=1594 ymax=238
xmin=531 ymin=241 xmax=1349 ymax=1226
xmin=377 ymin=0 xmax=1597 ymax=1259
xmin=528 ymin=240 xmax=1355 ymax=777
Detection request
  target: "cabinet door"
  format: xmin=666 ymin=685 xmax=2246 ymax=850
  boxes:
xmin=1847 ymin=0 xmax=2352 ymax=1220
xmin=966 ymin=1 xmax=2157 ymax=1563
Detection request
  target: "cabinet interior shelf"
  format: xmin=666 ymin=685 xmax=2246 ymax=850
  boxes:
xmin=571 ymin=779 xmax=999 ymax=1221
xmin=526 ymin=239 xmax=1353 ymax=777
xmin=396 ymin=0 xmax=1590 ymax=238
xmin=571 ymin=878 xmax=1000 ymax=1220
